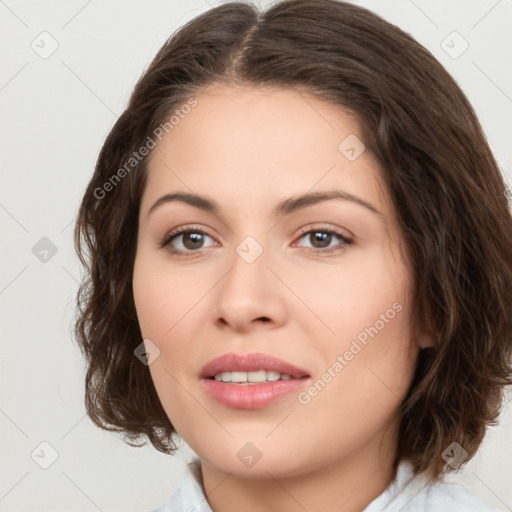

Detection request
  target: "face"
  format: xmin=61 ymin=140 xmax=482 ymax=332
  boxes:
xmin=132 ymin=84 xmax=424 ymax=478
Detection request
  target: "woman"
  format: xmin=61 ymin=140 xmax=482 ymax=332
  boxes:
xmin=74 ymin=1 xmax=512 ymax=510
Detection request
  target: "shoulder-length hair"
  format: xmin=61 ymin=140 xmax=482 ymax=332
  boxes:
xmin=74 ymin=0 xmax=512 ymax=481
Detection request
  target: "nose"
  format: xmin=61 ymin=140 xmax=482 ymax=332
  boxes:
xmin=213 ymin=241 xmax=288 ymax=333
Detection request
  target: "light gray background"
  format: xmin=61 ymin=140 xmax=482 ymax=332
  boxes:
xmin=1 ymin=0 xmax=511 ymax=511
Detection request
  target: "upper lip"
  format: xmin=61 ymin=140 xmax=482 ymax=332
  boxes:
xmin=200 ymin=352 xmax=311 ymax=379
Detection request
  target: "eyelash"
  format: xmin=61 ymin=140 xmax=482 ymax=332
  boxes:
xmin=159 ymin=225 xmax=354 ymax=257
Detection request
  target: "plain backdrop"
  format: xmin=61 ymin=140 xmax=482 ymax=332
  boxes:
xmin=1 ymin=0 xmax=511 ymax=511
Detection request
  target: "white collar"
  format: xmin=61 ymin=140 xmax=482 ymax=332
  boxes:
xmin=152 ymin=457 xmax=500 ymax=511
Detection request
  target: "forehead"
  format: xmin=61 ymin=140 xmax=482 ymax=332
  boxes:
xmin=142 ymin=84 xmax=391 ymax=218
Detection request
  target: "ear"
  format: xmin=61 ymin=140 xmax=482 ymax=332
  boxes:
xmin=417 ymin=332 xmax=435 ymax=349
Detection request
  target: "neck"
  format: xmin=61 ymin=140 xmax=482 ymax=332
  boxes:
xmin=199 ymin=419 xmax=400 ymax=512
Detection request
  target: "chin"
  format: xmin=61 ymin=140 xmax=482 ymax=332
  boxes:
xmin=199 ymin=442 xmax=309 ymax=479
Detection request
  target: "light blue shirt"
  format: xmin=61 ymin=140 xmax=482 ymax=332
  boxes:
xmin=150 ymin=458 xmax=503 ymax=511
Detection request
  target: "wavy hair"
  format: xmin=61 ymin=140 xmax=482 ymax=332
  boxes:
xmin=73 ymin=0 xmax=512 ymax=481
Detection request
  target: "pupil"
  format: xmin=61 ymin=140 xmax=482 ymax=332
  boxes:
xmin=311 ymin=232 xmax=330 ymax=248
xmin=184 ymin=232 xmax=203 ymax=250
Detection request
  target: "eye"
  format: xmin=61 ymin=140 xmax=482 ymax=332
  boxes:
xmin=159 ymin=227 xmax=217 ymax=255
xmin=294 ymin=227 xmax=353 ymax=253
xmin=159 ymin=225 xmax=354 ymax=257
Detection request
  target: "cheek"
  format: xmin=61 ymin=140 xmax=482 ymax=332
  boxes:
xmin=132 ymin=255 xmax=198 ymax=427
xmin=297 ymin=305 xmax=415 ymax=458
xmin=289 ymin=249 xmax=409 ymax=344
xmin=293 ymin=248 xmax=415 ymax=408
xmin=132 ymin=252 xmax=209 ymax=393
xmin=132 ymin=276 xmax=168 ymax=340
xmin=132 ymin=252 xmax=206 ymax=340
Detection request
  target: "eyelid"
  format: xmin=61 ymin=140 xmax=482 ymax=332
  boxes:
xmin=292 ymin=225 xmax=354 ymax=253
xmin=158 ymin=224 xmax=217 ymax=249
xmin=296 ymin=223 xmax=354 ymax=240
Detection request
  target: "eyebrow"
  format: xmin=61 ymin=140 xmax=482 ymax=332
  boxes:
xmin=147 ymin=190 xmax=382 ymax=218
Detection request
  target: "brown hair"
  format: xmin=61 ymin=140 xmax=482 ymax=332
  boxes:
xmin=73 ymin=0 xmax=512 ymax=481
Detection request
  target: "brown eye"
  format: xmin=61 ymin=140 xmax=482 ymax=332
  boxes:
xmin=181 ymin=232 xmax=205 ymax=250
xmin=296 ymin=228 xmax=353 ymax=253
xmin=160 ymin=228 xmax=216 ymax=254
xmin=308 ymin=231 xmax=332 ymax=249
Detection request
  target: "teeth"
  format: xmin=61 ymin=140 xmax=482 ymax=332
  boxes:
xmin=213 ymin=370 xmax=295 ymax=383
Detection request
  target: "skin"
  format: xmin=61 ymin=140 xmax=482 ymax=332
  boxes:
xmin=132 ymin=84 xmax=434 ymax=512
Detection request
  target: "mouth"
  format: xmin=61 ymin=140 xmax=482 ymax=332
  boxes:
xmin=200 ymin=352 xmax=310 ymax=379
xmin=209 ymin=369 xmax=304 ymax=384
xmin=199 ymin=352 xmax=311 ymax=409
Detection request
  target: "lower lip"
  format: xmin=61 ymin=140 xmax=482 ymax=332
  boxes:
xmin=200 ymin=377 xmax=311 ymax=409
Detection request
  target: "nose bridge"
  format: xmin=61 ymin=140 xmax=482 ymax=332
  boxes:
xmin=213 ymin=232 xmax=286 ymax=328
xmin=224 ymin=233 xmax=270 ymax=301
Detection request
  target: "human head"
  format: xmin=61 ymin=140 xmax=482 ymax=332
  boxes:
xmin=74 ymin=0 xmax=512 ymax=482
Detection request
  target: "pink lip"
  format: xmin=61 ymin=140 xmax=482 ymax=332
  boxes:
xmin=199 ymin=352 xmax=311 ymax=410
xmin=200 ymin=352 xmax=310 ymax=379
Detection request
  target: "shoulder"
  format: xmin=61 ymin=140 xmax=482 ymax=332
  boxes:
xmin=422 ymin=478 xmax=503 ymax=512
xmin=148 ymin=458 xmax=212 ymax=512
xmin=365 ymin=461 xmax=504 ymax=512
